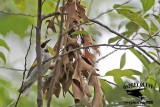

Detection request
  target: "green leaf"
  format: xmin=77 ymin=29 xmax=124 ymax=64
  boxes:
xmin=118 ymin=20 xmax=128 ymax=31
xmin=148 ymin=51 xmax=157 ymax=57
xmin=0 ymin=51 xmax=6 ymax=63
xmin=113 ymin=4 xmax=135 ymax=9
xmin=0 ymin=14 xmax=33 ymax=37
xmin=150 ymin=15 xmax=160 ymax=33
xmin=120 ymin=53 xmax=126 ymax=69
xmin=13 ymin=0 xmax=26 ymax=12
xmin=126 ymin=22 xmax=139 ymax=33
xmin=140 ymin=0 xmax=155 ymax=12
xmin=0 ymin=39 xmax=9 ymax=51
xmin=42 ymin=0 xmax=56 ymax=14
xmin=105 ymin=69 xmax=142 ymax=78
xmin=116 ymin=9 xmax=149 ymax=31
xmin=108 ymin=36 xmax=120 ymax=44
xmin=150 ymin=21 xmax=158 ymax=34
xmin=140 ymin=33 xmax=158 ymax=46
xmin=114 ymin=77 xmax=123 ymax=85
xmin=130 ymin=49 xmax=150 ymax=70
xmin=100 ymin=79 xmax=114 ymax=101
xmin=71 ymin=30 xmax=89 ymax=35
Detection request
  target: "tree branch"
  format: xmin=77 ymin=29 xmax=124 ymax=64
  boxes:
xmin=36 ymin=0 xmax=43 ymax=107
xmin=0 ymin=10 xmax=36 ymax=17
xmin=15 ymin=26 xmax=34 ymax=107
xmin=47 ymin=0 xmax=65 ymax=106
xmin=43 ymin=43 xmax=160 ymax=67
xmin=55 ymin=0 xmax=61 ymax=12
xmin=41 ymin=12 xmax=60 ymax=21
xmin=0 ymin=66 xmax=25 ymax=71
xmin=93 ymin=0 xmax=132 ymax=19
xmin=90 ymin=19 xmax=160 ymax=65
xmin=138 ymin=31 xmax=160 ymax=45
xmin=95 ymin=50 xmax=118 ymax=63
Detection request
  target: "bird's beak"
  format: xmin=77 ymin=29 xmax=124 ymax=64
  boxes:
xmin=44 ymin=39 xmax=51 ymax=44
xmin=41 ymin=39 xmax=51 ymax=48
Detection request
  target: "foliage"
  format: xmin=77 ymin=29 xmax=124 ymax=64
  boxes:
xmin=0 ymin=0 xmax=160 ymax=107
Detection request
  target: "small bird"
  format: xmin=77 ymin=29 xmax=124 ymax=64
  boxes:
xmin=19 ymin=39 xmax=52 ymax=95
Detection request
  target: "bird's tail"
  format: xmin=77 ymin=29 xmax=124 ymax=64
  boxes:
xmin=18 ymin=83 xmax=33 ymax=96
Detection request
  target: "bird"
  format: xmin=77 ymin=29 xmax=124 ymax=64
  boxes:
xmin=19 ymin=39 xmax=53 ymax=96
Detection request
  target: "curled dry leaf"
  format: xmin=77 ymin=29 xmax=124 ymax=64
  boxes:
xmin=62 ymin=0 xmax=80 ymax=29
xmin=76 ymin=1 xmax=88 ymax=21
xmin=60 ymin=72 xmax=72 ymax=96
xmin=83 ymin=35 xmax=93 ymax=46
xmin=72 ymin=81 xmax=91 ymax=107
xmin=46 ymin=20 xmax=56 ymax=34
xmin=42 ymin=75 xmax=61 ymax=99
xmin=89 ymin=75 xmax=104 ymax=107
xmin=85 ymin=49 xmax=94 ymax=63
xmin=43 ymin=60 xmax=63 ymax=99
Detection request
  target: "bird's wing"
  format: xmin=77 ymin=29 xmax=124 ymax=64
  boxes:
xmin=27 ymin=59 xmax=37 ymax=78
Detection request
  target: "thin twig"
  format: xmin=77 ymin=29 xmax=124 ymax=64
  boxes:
xmin=55 ymin=0 xmax=61 ymax=12
xmin=4 ymin=43 xmax=159 ymax=73
xmin=90 ymin=19 xmax=160 ymax=65
xmin=36 ymin=0 xmax=43 ymax=107
xmin=138 ymin=31 xmax=160 ymax=45
xmin=15 ymin=26 xmax=34 ymax=107
xmin=0 ymin=10 xmax=36 ymax=17
xmin=95 ymin=50 xmax=118 ymax=63
xmin=93 ymin=0 xmax=132 ymax=19
xmin=47 ymin=0 xmax=65 ymax=106
xmin=0 ymin=66 xmax=25 ymax=71
xmin=43 ymin=43 xmax=160 ymax=66
xmin=105 ymin=79 xmax=119 ymax=87
xmin=41 ymin=12 xmax=60 ymax=20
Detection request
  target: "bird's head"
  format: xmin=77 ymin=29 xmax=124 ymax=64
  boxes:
xmin=41 ymin=39 xmax=51 ymax=49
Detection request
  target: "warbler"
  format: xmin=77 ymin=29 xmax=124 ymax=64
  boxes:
xmin=19 ymin=39 xmax=52 ymax=95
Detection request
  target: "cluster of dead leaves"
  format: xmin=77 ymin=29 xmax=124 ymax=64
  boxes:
xmin=43 ymin=0 xmax=104 ymax=107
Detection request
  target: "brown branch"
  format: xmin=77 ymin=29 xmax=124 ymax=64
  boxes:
xmin=47 ymin=0 xmax=65 ymax=106
xmin=55 ymin=0 xmax=61 ymax=12
xmin=15 ymin=26 xmax=34 ymax=107
xmin=93 ymin=0 xmax=132 ymax=19
xmin=36 ymin=0 xmax=43 ymax=107
xmin=41 ymin=12 xmax=60 ymax=20
xmin=90 ymin=19 xmax=160 ymax=65
xmin=43 ymin=43 xmax=160 ymax=67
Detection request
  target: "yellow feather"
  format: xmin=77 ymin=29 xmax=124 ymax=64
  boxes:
xmin=31 ymin=60 xmax=37 ymax=67
xmin=46 ymin=46 xmax=56 ymax=56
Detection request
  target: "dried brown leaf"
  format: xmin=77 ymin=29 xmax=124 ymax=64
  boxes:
xmin=76 ymin=1 xmax=88 ymax=21
xmin=89 ymin=75 xmax=103 ymax=107
xmin=84 ymin=49 xmax=94 ymax=63
xmin=72 ymin=82 xmax=91 ymax=107
xmin=62 ymin=0 xmax=80 ymax=29
xmin=46 ymin=20 xmax=56 ymax=33
xmin=60 ymin=73 xmax=72 ymax=96
xmin=83 ymin=35 xmax=93 ymax=46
